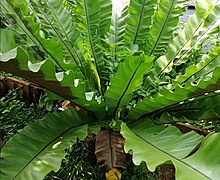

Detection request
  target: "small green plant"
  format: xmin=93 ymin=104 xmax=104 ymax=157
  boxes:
xmin=45 ymin=140 xmax=157 ymax=180
xmin=0 ymin=89 xmax=47 ymax=142
xmin=45 ymin=139 xmax=105 ymax=180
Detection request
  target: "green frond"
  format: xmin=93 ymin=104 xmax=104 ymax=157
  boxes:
xmin=1 ymin=0 xmax=69 ymax=72
xmin=129 ymin=67 xmax=220 ymax=119
xmin=172 ymin=46 xmax=220 ymax=87
xmin=0 ymin=108 xmax=91 ymax=180
xmin=30 ymin=0 xmax=88 ymax=78
xmin=167 ymin=92 xmax=220 ymax=121
xmin=145 ymin=0 xmax=188 ymax=56
xmin=99 ymin=0 xmax=112 ymax=37
xmin=155 ymin=0 xmax=219 ymax=74
xmin=124 ymin=0 xmax=156 ymax=46
xmin=75 ymin=0 xmax=103 ymax=91
xmin=121 ymin=121 xmax=220 ymax=179
xmin=0 ymin=30 xmax=104 ymax=111
xmin=109 ymin=4 xmax=129 ymax=61
xmin=105 ymin=54 xmax=154 ymax=118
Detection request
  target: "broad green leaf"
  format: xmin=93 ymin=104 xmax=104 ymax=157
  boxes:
xmin=109 ymin=4 xmax=128 ymax=61
xmin=99 ymin=0 xmax=112 ymax=37
xmin=155 ymin=92 xmax=220 ymax=125
xmin=124 ymin=0 xmax=156 ymax=45
xmin=167 ymin=91 xmax=220 ymax=121
xmin=198 ymin=108 xmax=220 ymax=121
xmin=177 ymin=133 xmax=220 ymax=180
xmin=121 ymin=121 xmax=203 ymax=163
xmin=145 ymin=0 xmax=187 ymax=56
xmin=0 ymin=47 xmax=27 ymax=62
xmin=1 ymin=0 xmax=220 ymax=179
xmin=0 ymin=108 xmax=91 ymax=180
xmin=105 ymin=55 xmax=154 ymax=118
xmin=121 ymin=121 xmax=220 ymax=179
xmin=2 ymin=0 xmax=69 ymax=71
xmin=0 ymin=29 xmax=16 ymax=52
xmin=30 ymin=0 xmax=88 ymax=79
xmin=174 ymin=4 xmax=220 ymax=66
xmin=129 ymin=67 xmax=220 ymax=119
xmin=0 ymin=45 xmax=103 ymax=111
xmin=156 ymin=0 xmax=219 ymax=74
xmin=75 ymin=0 xmax=103 ymax=91
xmin=172 ymin=46 xmax=220 ymax=87
xmin=0 ymin=0 xmax=50 ymax=62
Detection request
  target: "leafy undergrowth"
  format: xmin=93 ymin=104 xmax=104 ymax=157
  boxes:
xmin=45 ymin=139 xmax=105 ymax=180
xmin=1 ymin=88 xmax=157 ymax=179
xmin=45 ymin=139 xmax=157 ymax=180
xmin=0 ymin=89 xmax=48 ymax=143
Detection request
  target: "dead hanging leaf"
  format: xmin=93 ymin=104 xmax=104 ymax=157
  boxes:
xmin=106 ymin=168 xmax=121 ymax=180
xmin=95 ymin=130 xmax=126 ymax=170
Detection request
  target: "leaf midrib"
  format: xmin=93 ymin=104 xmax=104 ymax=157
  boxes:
xmin=13 ymin=121 xmax=92 ymax=179
xmin=139 ymin=89 xmax=220 ymax=120
xmin=133 ymin=0 xmax=147 ymax=44
xmin=180 ymin=54 xmax=220 ymax=85
xmin=159 ymin=0 xmax=220 ymax=75
xmin=0 ymin=5 xmax=45 ymax=59
xmin=174 ymin=17 xmax=220 ymax=65
xmin=113 ymin=12 xmax=119 ymax=61
xmin=132 ymin=130 xmax=210 ymax=179
xmin=149 ymin=0 xmax=175 ymax=56
xmin=46 ymin=0 xmax=86 ymax=78
xmin=159 ymin=20 xmax=204 ymax=76
xmin=3 ymin=1 xmax=66 ymax=71
xmin=113 ymin=61 xmax=142 ymax=119
xmin=84 ymin=0 xmax=100 ymax=77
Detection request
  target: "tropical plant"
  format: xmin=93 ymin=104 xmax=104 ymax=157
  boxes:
xmin=0 ymin=0 xmax=220 ymax=179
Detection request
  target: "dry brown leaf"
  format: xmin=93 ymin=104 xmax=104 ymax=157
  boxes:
xmin=95 ymin=130 xmax=126 ymax=170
